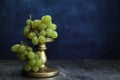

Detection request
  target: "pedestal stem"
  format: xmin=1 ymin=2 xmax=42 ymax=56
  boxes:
xmin=40 ymin=51 xmax=47 ymax=67
xmin=37 ymin=44 xmax=47 ymax=67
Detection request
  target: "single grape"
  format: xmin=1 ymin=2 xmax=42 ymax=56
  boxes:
xmin=38 ymin=36 xmax=46 ymax=43
xmin=11 ymin=44 xmax=21 ymax=52
xmin=18 ymin=45 xmax=26 ymax=53
xmin=28 ymin=59 xmax=36 ymax=66
xmin=26 ymin=19 xmax=33 ymax=26
xmin=41 ymin=15 xmax=52 ymax=24
xmin=35 ymin=59 xmax=42 ymax=67
xmin=39 ymin=23 xmax=47 ymax=30
xmin=28 ymin=51 xmax=35 ymax=59
xmin=36 ymin=51 xmax=41 ymax=57
xmin=17 ymin=53 xmax=26 ymax=61
xmin=35 ymin=55 xmax=39 ymax=60
xmin=33 ymin=19 xmax=41 ymax=27
xmin=46 ymin=28 xmax=53 ymax=36
xmin=35 ymin=51 xmax=41 ymax=57
xmin=25 ymin=25 xmax=31 ymax=29
xmin=19 ymin=54 xmax=26 ymax=61
xmin=49 ymin=24 xmax=57 ymax=30
xmin=23 ymin=51 xmax=28 ymax=55
xmin=51 ymin=31 xmax=58 ymax=38
xmin=32 ymin=66 xmax=39 ymax=72
xmin=40 ymin=30 xmax=46 ymax=36
xmin=27 ymin=47 xmax=33 ymax=51
xmin=28 ymin=32 xmax=36 ymax=39
xmin=35 ymin=51 xmax=41 ymax=59
xmin=32 ymin=36 xmax=39 ymax=45
xmin=24 ymin=27 xmax=30 ymax=36
xmin=24 ymin=64 xmax=31 ymax=72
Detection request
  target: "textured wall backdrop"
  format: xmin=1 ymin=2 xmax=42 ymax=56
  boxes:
xmin=0 ymin=0 xmax=120 ymax=59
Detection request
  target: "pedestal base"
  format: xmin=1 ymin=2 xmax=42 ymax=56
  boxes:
xmin=22 ymin=66 xmax=59 ymax=78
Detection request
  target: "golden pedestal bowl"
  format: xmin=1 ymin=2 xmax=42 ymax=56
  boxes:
xmin=22 ymin=38 xmax=59 ymax=77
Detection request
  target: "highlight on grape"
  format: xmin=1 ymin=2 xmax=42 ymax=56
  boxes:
xmin=11 ymin=15 xmax=58 ymax=72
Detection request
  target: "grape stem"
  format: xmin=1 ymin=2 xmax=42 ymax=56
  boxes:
xmin=30 ymin=14 xmax=32 ymax=20
xmin=20 ymin=41 xmax=29 ymax=47
xmin=29 ymin=14 xmax=33 ymax=32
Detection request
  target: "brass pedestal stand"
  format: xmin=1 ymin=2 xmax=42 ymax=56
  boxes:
xmin=23 ymin=38 xmax=59 ymax=77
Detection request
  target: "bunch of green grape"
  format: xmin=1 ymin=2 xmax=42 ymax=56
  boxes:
xmin=24 ymin=15 xmax=58 ymax=45
xmin=11 ymin=15 xmax=58 ymax=72
xmin=11 ymin=42 xmax=42 ymax=72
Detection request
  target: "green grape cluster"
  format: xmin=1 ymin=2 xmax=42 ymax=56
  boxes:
xmin=11 ymin=15 xmax=58 ymax=73
xmin=11 ymin=43 xmax=42 ymax=72
xmin=24 ymin=15 xmax=58 ymax=45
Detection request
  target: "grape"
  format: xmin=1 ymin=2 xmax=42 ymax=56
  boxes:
xmin=24 ymin=64 xmax=31 ymax=72
xmin=28 ymin=32 xmax=36 ymax=39
xmin=39 ymin=23 xmax=47 ymax=30
xmin=28 ymin=51 xmax=35 ymax=59
xmin=17 ymin=53 xmax=26 ymax=61
xmin=38 ymin=36 xmax=46 ymax=43
xmin=23 ymin=51 xmax=28 ymax=55
xmin=35 ymin=55 xmax=39 ymax=60
xmin=19 ymin=54 xmax=26 ymax=61
xmin=51 ymin=31 xmax=58 ymax=38
xmin=32 ymin=66 xmax=39 ymax=72
xmin=28 ymin=59 xmax=36 ymax=66
xmin=35 ymin=59 xmax=42 ymax=67
xmin=26 ymin=19 xmax=33 ymax=26
xmin=46 ymin=28 xmax=53 ymax=36
xmin=18 ymin=45 xmax=26 ymax=53
xmin=27 ymin=47 xmax=33 ymax=51
xmin=49 ymin=24 xmax=57 ymax=30
xmin=25 ymin=25 xmax=31 ymax=29
xmin=36 ymin=51 xmax=41 ymax=57
xmin=33 ymin=20 xmax=41 ymax=27
xmin=32 ymin=36 xmax=39 ymax=45
xmin=40 ymin=30 xmax=46 ymax=36
xmin=41 ymin=15 xmax=52 ymax=24
xmin=35 ymin=51 xmax=41 ymax=59
xmin=11 ymin=44 xmax=20 ymax=52
xmin=24 ymin=27 xmax=30 ymax=36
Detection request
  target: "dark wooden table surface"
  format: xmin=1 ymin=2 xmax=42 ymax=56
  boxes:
xmin=0 ymin=60 xmax=120 ymax=80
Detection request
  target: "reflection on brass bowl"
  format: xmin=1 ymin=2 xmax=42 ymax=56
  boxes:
xmin=46 ymin=38 xmax=54 ymax=42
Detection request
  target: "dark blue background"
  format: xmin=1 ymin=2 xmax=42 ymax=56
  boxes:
xmin=0 ymin=0 xmax=120 ymax=59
